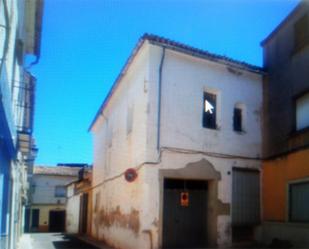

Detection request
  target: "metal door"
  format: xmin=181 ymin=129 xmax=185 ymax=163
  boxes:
xmin=49 ymin=210 xmax=65 ymax=232
xmin=79 ymin=193 xmax=88 ymax=234
xmin=232 ymin=168 xmax=260 ymax=241
xmin=162 ymin=179 xmax=207 ymax=248
xmin=24 ymin=208 xmax=30 ymax=232
xmin=31 ymin=209 xmax=39 ymax=230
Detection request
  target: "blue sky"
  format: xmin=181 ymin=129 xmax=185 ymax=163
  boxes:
xmin=31 ymin=0 xmax=299 ymax=165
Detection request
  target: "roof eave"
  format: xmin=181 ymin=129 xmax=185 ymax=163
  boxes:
xmin=260 ymin=1 xmax=304 ymax=47
xmin=89 ymin=33 xmax=265 ymax=131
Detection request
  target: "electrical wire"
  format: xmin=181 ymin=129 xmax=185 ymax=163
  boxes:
xmin=66 ymin=146 xmax=261 ymax=199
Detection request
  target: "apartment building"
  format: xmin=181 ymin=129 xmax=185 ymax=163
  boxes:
xmin=89 ymin=34 xmax=263 ymax=249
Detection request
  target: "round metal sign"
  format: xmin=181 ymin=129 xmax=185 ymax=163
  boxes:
xmin=124 ymin=168 xmax=138 ymax=182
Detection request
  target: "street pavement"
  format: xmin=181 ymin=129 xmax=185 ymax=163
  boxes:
xmin=18 ymin=233 xmax=104 ymax=249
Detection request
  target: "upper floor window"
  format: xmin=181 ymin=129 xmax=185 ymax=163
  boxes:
xmin=296 ymin=92 xmax=309 ymax=131
xmin=233 ymin=107 xmax=243 ymax=132
xmin=55 ymin=186 xmax=66 ymax=197
xmin=203 ymin=92 xmax=217 ymax=129
xmin=233 ymin=103 xmax=246 ymax=133
xmin=127 ymin=105 xmax=133 ymax=135
xmin=294 ymin=14 xmax=309 ymax=52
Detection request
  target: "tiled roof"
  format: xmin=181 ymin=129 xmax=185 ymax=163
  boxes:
xmin=89 ymin=33 xmax=264 ymax=131
xmin=143 ymin=33 xmax=263 ymax=72
xmin=33 ymin=166 xmax=82 ymax=176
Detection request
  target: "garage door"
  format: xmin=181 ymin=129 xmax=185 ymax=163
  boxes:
xmin=232 ymin=168 xmax=260 ymax=226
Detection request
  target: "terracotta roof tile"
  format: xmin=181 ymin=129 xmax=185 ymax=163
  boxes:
xmin=33 ymin=166 xmax=81 ymax=176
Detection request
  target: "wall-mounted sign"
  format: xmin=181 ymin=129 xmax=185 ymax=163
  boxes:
xmin=124 ymin=168 xmax=138 ymax=182
xmin=180 ymin=191 xmax=189 ymax=207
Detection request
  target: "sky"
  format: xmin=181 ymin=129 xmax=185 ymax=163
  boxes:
xmin=31 ymin=0 xmax=300 ymax=165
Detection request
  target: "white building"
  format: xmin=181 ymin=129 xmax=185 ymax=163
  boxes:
xmin=89 ymin=34 xmax=263 ymax=249
xmin=29 ymin=166 xmax=80 ymax=232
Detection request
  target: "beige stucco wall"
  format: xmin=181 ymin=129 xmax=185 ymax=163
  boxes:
xmin=91 ymin=42 xmax=262 ymax=249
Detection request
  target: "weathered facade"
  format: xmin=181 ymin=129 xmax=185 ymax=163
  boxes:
xmin=257 ymin=1 xmax=309 ymax=247
xmin=66 ymin=166 xmax=92 ymax=235
xmin=0 ymin=1 xmax=43 ymax=249
xmin=29 ymin=166 xmax=80 ymax=232
xmin=90 ymin=34 xmax=263 ymax=249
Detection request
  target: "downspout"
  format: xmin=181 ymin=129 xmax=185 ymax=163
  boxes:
xmin=157 ymin=47 xmax=165 ymax=151
xmin=0 ymin=0 xmax=10 ymax=80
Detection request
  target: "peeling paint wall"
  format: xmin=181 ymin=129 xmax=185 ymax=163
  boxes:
xmin=91 ymin=42 xmax=262 ymax=249
xmin=142 ymin=153 xmax=260 ymax=248
xmin=91 ymin=42 xmax=150 ymax=249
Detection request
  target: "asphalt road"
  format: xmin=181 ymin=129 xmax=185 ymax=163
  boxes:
xmin=29 ymin=233 xmax=99 ymax=249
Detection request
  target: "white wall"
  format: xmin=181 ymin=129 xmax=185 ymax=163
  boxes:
xmin=147 ymin=45 xmax=262 ymax=159
xmin=91 ymin=41 xmax=263 ymax=249
xmin=91 ymin=41 xmax=150 ymax=248
xmin=32 ymin=175 xmax=77 ymax=205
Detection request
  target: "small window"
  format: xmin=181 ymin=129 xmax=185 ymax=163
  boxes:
xmin=294 ymin=14 xmax=309 ymax=52
xmin=94 ymin=192 xmax=100 ymax=212
xmin=289 ymin=181 xmax=309 ymax=222
xmin=203 ymin=92 xmax=216 ymax=129
xmin=55 ymin=186 xmax=66 ymax=197
xmin=107 ymin=128 xmax=113 ymax=147
xmin=296 ymin=92 xmax=309 ymax=131
xmin=233 ymin=108 xmax=242 ymax=132
xmin=127 ymin=105 xmax=133 ymax=135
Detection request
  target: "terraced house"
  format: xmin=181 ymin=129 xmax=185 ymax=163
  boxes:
xmin=89 ymin=34 xmax=264 ymax=249
xmin=29 ymin=165 xmax=81 ymax=233
xmin=0 ymin=1 xmax=43 ymax=249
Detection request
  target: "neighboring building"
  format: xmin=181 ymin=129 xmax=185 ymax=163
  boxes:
xmin=89 ymin=34 xmax=264 ymax=249
xmin=0 ymin=1 xmax=43 ymax=249
xmin=257 ymin=1 xmax=309 ymax=247
xmin=29 ymin=166 xmax=81 ymax=232
xmin=66 ymin=166 xmax=92 ymax=235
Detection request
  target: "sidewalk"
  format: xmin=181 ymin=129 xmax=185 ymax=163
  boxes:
xmin=17 ymin=234 xmax=33 ymax=249
xmin=76 ymin=235 xmax=114 ymax=249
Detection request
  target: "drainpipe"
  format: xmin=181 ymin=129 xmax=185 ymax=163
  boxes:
xmin=157 ymin=47 xmax=165 ymax=151
xmin=0 ymin=0 xmax=10 ymax=80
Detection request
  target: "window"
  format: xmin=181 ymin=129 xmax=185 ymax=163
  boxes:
xmin=107 ymin=127 xmax=113 ymax=147
xmin=94 ymin=192 xmax=100 ymax=212
xmin=233 ymin=108 xmax=243 ymax=132
xmin=203 ymin=92 xmax=216 ymax=129
xmin=127 ymin=105 xmax=133 ymax=135
xmin=55 ymin=186 xmax=66 ymax=197
xmin=294 ymin=14 xmax=309 ymax=52
xmin=296 ymin=92 xmax=309 ymax=131
xmin=289 ymin=181 xmax=309 ymax=222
